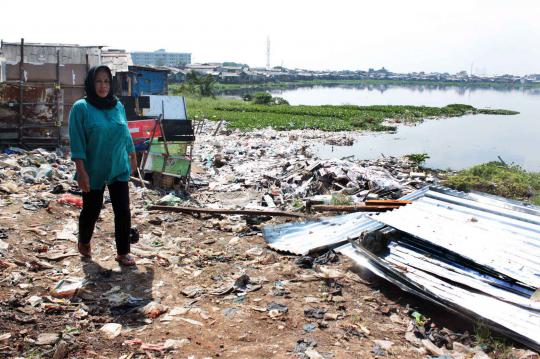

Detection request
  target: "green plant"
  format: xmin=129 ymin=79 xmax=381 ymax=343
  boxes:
xmin=350 ymin=313 xmax=361 ymax=323
xmin=474 ymin=323 xmax=513 ymax=358
xmin=405 ymin=153 xmax=430 ymax=167
xmin=445 ymin=162 xmax=540 ymax=205
xmin=252 ymin=92 xmax=273 ymax=105
xmin=182 ymin=96 xmax=517 ymax=133
xmin=292 ymin=198 xmax=304 ymax=209
xmin=272 ymin=96 xmax=290 ymax=105
xmin=331 ymin=193 xmax=353 ymax=206
xmin=175 ymin=70 xmax=216 ymax=97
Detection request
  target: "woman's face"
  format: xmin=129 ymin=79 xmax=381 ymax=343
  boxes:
xmin=94 ymin=70 xmax=111 ymax=98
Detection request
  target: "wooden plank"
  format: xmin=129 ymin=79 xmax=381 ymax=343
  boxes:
xmin=18 ymin=38 xmax=24 ymax=145
xmin=148 ymin=205 xmax=304 ymax=218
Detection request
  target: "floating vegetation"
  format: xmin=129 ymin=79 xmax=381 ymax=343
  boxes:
xmin=184 ymin=96 xmax=518 ymax=132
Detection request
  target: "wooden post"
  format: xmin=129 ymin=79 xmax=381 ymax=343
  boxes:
xmin=56 ymin=49 xmax=61 ymax=147
xmin=135 ymin=97 xmax=140 ymax=117
xmin=212 ymin=119 xmax=224 ymax=136
xmin=160 ymin=100 xmax=170 ymax=156
xmin=139 ymin=114 xmax=162 ymax=173
xmin=148 ymin=205 xmax=304 ymax=218
xmin=18 ymin=38 xmax=24 ymax=145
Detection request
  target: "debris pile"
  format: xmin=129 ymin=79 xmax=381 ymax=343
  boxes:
xmin=0 ymin=125 xmax=538 ymax=357
xmin=268 ymin=185 xmax=540 ymax=353
xmin=193 ymin=126 xmax=438 ymax=212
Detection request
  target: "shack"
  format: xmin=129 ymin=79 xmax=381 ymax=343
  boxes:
xmin=0 ymin=39 xmax=102 ymax=147
xmin=114 ymin=65 xmax=169 ymax=97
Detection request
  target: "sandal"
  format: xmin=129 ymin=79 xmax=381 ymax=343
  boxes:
xmin=77 ymin=242 xmax=92 ymax=257
xmin=115 ymin=254 xmax=136 ymax=266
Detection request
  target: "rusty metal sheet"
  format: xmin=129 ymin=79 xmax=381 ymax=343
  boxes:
xmin=6 ymin=63 xmax=87 ymax=85
xmin=0 ymin=84 xmax=56 ymax=124
xmin=59 ymin=64 xmax=87 ymax=86
xmin=6 ymin=63 xmax=56 ymax=82
xmin=0 ymin=83 xmax=63 ymax=144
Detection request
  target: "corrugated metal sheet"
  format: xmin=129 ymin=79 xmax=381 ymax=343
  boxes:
xmin=383 ymin=241 xmax=538 ymax=308
xmin=263 ymin=213 xmax=384 ymax=255
xmin=337 ymin=243 xmax=540 ymax=352
xmin=333 ymin=186 xmax=540 ymax=351
xmin=1 ymin=42 xmax=101 ymax=66
xmin=369 ymin=187 xmax=540 ymax=289
xmin=0 ymin=42 xmax=100 ymax=146
xmin=263 ymin=185 xmax=540 ymax=349
xmin=0 ymin=83 xmax=63 ymax=143
xmin=132 ymin=68 xmax=168 ymax=96
xmin=262 ymin=189 xmax=423 ymax=255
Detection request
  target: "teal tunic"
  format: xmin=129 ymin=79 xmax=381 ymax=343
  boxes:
xmin=69 ymin=99 xmax=135 ymax=190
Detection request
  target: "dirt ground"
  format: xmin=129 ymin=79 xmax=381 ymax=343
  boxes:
xmin=0 ymin=186 xmax=465 ymax=359
xmin=0 ymin=135 xmax=537 ymax=358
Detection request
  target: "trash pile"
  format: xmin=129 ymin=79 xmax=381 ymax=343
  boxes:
xmin=193 ymin=126 xmax=437 ymax=211
xmin=0 ymin=147 xmax=76 ymax=202
xmin=1 ymin=124 xmax=539 ymax=358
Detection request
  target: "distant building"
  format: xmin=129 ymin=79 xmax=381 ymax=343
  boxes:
xmin=130 ymin=49 xmax=191 ymax=67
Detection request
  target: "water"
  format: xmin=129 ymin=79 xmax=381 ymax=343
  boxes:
xmin=269 ymin=85 xmax=540 ymax=171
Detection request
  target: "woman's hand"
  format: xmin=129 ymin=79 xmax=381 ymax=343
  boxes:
xmin=74 ymin=159 xmax=90 ymax=192
xmin=77 ymin=170 xmax=90 ymax=192
xmin=129 ymin=152 xmax=138 ymax=175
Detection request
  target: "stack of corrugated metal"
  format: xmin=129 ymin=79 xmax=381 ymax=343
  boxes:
xmin=263 ymin=186 xmax=540 ymax=350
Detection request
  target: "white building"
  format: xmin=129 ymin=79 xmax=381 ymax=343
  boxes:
xmin=130 ymin=49 xmax=191 ymax=67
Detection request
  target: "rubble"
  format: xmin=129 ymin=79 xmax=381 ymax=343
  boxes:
xmin=99 ymin=323 xmax=123 ymax=339
xmin=0 ymin=125 xmax=535 ymax=358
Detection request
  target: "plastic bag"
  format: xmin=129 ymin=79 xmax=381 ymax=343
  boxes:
xmin=57 ymin=194 xmax=83 ymax=208
xmin=50 ymin=278 xmax=86 ymax=298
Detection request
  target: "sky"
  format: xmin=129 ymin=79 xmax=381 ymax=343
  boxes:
xmin=2 ymin=0 xmax=539 ymax=75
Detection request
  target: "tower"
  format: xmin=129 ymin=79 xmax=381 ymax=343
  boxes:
xmin=266 ymin=36 xmax=271 ymax=70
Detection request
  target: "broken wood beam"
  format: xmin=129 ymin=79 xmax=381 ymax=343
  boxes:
xmin=311 ymin=204 xmax=400 ymax=212
xmin=148 ymin=205 xmax=304 ymax=218
xmin=130 ymin=176 xmax=151 ymax=186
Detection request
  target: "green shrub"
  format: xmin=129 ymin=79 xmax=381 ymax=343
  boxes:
xmin=252 ymin=92 xmax=273 ymax=105
xmin=405 ymin=153 xmax=430 ymax=167
xmin=331 ymin=193 xmax=353 ymax=205
xmin=272 ymin=97 xmax=289 ymax=105
xmin=445 ymin=162 xmax=540 ymax=205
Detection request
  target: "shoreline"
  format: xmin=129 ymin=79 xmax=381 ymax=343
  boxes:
xmin=205 ymin=79 xmax=540 ymax=93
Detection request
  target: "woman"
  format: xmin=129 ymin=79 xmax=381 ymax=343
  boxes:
xmin=69 ymin=65 xmax=138 ymax=266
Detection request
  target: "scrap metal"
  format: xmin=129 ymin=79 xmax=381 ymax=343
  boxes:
xmin=334 ymin=186 xmax=540 ymax=351
xmin=262 ymin=190 xmax=423 ymax=255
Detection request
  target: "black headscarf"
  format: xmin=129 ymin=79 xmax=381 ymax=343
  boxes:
xmin=84 ymin=65 xmax=118 ymax=110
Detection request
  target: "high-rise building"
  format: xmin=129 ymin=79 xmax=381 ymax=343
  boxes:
xmin=130 ymin=49 xmax=191 ymax=67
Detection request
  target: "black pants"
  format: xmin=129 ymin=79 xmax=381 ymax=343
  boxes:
xmin=79 ymin=181 xmax=131 ymax=255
